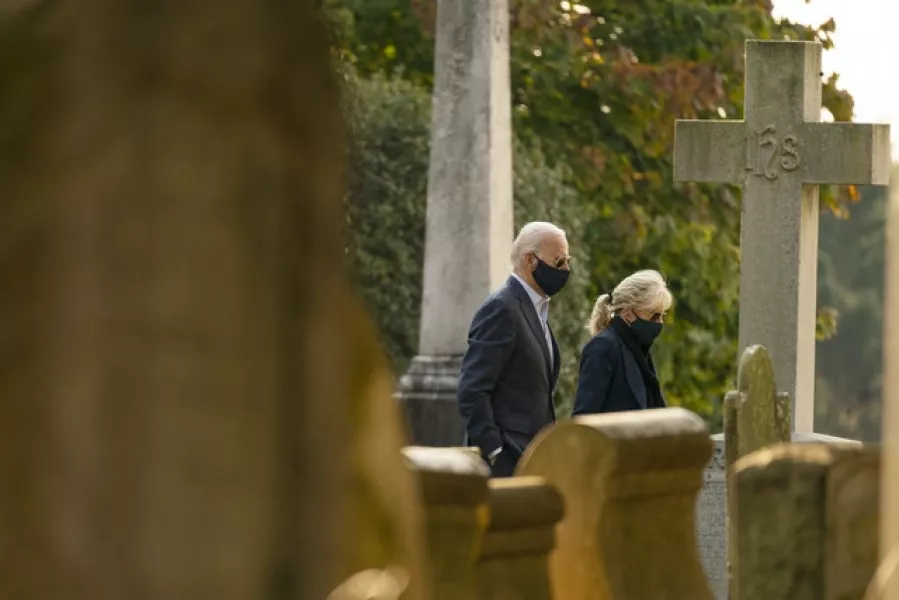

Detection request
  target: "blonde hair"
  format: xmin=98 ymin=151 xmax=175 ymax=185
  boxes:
xmin=587 ymin=270 xmax=673 ymax=336
xmin=510 ymin=221 xmax=567 ymax=269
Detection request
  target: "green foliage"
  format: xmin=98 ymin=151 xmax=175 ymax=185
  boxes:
xmin=331 ymin=0 xmax=857 ymax=426
xmin=343 ymin=73 xmax=431 ymax=374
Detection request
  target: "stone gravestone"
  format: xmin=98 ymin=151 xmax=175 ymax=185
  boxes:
xmin=518 ymin=407 xmax=715 ymax=600
xmin=724 ymin=346 xmax=791 ymax=597
xmin=723 ymin=345 xmax=792 ymax=468
xmin=397 ymin=0 xmax=514 ymax=445
xmin=675 ymin=39 xmax=891 ymax=432
xmin=402 ymin=447 xmax=490 ymax=600
xmin=697 ymin=345 xmax=861 ymax=599
xmin=879 ymin=168 xmax=899 ymax=600
xmin=697 ymin=437 xmax=729 ymax=599
xmin=697 ymin=345 xmax=790 ymax=598
xmin=0 ymin=3 xmax=426 ymax=599
xmin=476 ymin=476 xmax=564 ymax=600
xmin=826 ymin=450 xmax=881 ymax=600
xmin=732 ymin=444 xmax=880 ymax=600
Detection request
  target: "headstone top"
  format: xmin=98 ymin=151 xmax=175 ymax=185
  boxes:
xmin=552 ymin=407 xmax=710 ymax=474
xmin=734 ymin=442 xmax=836 ymax=473
xmin=485 ymin=476 xmax=564 ymax=531
xmin=402 ymin=446 xmax=488 ymax=476
xmin=726 ymin=345 xmax=791 ymax=463
xmin=402 ymin=447 xmax=489 ymax=507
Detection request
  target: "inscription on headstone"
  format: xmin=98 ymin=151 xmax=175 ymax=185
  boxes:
xmin=697 ymin=436 xmax=727 ymax=599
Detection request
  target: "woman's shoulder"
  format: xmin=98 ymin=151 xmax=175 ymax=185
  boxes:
xmin=582 ymin=328 xmax=622 ymax=358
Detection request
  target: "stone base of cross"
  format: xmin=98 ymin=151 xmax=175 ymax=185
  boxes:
xmin=674 ymin=40 xmax=891 ymax=433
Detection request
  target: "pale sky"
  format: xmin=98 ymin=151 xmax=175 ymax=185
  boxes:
xmin=772 ymin=0 xmax=899 ymax=161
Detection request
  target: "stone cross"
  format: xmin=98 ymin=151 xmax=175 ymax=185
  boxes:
xmin=398 ymin=0 xmax=514 ymax=445
xmin=674 ymin=40 xmax=891 ymax=432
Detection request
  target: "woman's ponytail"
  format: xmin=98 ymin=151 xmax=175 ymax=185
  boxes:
xmin=586 ymin=294 xmax=613 ymax=336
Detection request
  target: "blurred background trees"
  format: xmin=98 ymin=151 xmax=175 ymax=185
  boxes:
xmin=326 ymin=0 xmax=882 ymax=436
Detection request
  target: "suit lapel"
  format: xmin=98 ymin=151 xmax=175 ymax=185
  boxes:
xmin=508 ymin=277 xmax=552 ymax=380
xmin=549 ymin=324 xmax=560 ymax=388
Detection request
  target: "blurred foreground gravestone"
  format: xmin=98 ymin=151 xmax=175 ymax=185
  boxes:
xmin=475 ymin=476 xmax=563 ymax=600
xmin=518 ymin=407 xmax=714 ymax=600
xmin=879 ymin=169 xmax=899 ymax=600
xmin=732 ymin=443 xmax=880 ymax=600
xmin=0 ymin=2 xmax=424 ymax=599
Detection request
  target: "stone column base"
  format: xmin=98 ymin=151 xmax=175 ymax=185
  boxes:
xmin=396 ymin=354 xmax=464 ymax=446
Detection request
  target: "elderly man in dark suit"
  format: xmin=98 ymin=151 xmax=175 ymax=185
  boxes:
xmin=457 ymin=222 xmax=571 ymax=477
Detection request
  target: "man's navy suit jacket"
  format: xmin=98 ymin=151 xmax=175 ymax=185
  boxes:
xmin=457 ymin=276 xmax=559 ymax=476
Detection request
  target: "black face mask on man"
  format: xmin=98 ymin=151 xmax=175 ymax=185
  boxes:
xmin=630 ymin=316 xmax=663 ymax=347
xmin=532 ymin=257 xmax=570 ymax=296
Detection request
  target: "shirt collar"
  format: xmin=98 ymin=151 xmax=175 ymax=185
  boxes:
xmin=511 ymin=273 xmax=549 ymax=313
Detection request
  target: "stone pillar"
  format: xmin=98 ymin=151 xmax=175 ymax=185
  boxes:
xmin=518 ymin=407 xmax=715 ymax=600
xmin=476 ymin=476 xmax=564 ymax=600
xmin=397 ymin=0 xmax=514 ymax=446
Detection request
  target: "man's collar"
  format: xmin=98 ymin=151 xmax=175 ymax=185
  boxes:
xmin=511 ymin=273 xmax=548 ymax=305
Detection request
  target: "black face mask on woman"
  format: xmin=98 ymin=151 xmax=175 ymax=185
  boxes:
xmin=630 ymin=316 xmax=663 ymax=347
xmin=533 ymin=258 xmax=570 ymax=296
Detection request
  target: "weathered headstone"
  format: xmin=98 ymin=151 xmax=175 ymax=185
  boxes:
xmin=674 ymin=40 xmax=891 ymax=432
xmin=397 ymin=0 xmax=514 ymax=445
xmin=403 ymin=446 xmax=490 ymax=600
xmin=0 ymin=3 xmax=425 ymax=598
xmin=732 ymin=443 xmax=880 ymax=600
xmin=698 ymin=346 xmax=790 ymax=597
xmin=724 ymin=345 xmax=792 ymax=467
xmin=723 ymin=346 xmax=790 ymax=597
xmin=476 ymin=476 xmax=563 ymax=600
xmin=697 ymin=436 xmax=729 ymax=599
xmin=697 ymin=345 xmax=860 ymax=598
xmin=826 ymin=450 xmax=881 ymax=600
xmin=880 ymin=168 xmax=899 ymax=600
xmin=518 ymin=407 xmax=714 ymax=600
xmin=402 ymin=447 xmax=490 ymax=600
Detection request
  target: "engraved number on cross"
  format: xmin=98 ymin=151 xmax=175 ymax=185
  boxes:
xmin=744 ymin=125 xmax=801 ymax=181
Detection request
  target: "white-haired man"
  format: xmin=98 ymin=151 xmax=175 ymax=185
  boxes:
xmin=457 ymin=222 xmax=571 ymax=477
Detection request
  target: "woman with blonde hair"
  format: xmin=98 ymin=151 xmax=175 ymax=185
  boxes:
xmin=573 ymin=270 xmax=673 ymax=415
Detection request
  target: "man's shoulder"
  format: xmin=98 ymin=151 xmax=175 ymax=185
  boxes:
xmin=469 ymin=281 xmax=520 ymax=328
xmin=481 ymin=279 xmax=519 ymax=310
